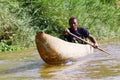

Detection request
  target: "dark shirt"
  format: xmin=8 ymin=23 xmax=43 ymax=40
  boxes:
xmin=64 ymin=27 xmax=89 ymax=44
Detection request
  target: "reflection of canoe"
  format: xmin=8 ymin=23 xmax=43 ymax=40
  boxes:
xmin=35 ymin=32 xmax=94 ymax=65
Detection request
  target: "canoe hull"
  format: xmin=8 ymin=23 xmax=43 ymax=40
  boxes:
xmin=35 ymin=32 xmax=93 ymax=64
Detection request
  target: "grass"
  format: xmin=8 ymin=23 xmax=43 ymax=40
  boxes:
xmin=0 ymin=0 xmax=120 ymax=52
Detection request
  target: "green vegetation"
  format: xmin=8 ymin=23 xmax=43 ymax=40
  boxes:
xmin=0 ymin=40 xmax=22 ymax=52
xmin=0 ymin=0 xmax=120 ymax=52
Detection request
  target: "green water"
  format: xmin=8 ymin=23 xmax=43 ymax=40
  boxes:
xmin=0 ymin=41 xmax=120 ymax=80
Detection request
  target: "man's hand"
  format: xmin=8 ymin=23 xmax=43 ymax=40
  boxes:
xmin=93 ymin=43 xmax=98 ymax=48
xmin=63 ymin=29 xmax=70 ymax=35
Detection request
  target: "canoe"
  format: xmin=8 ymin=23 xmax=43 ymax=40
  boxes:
xmin=35 ymin=32 xmax=94 ymax=65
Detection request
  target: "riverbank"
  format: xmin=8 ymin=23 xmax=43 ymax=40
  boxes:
xmin=0 ymin=37 xmax=119 ymax=53
xmin=0 ymin=0 xmax=119 ymax=48
xmin=98 ymin=38 xmax=120 ymax=44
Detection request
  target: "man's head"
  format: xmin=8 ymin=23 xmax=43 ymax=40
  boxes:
xmin=69 ymin=17 xmax=78 ymax=31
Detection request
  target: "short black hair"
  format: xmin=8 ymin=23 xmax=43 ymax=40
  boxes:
xmin=69 ymin=16 xmax=77 ymax=24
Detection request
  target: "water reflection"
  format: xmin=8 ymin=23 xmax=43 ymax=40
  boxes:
xmin=39 ymin=63 xmax=69 ymax=78
xmin=0 ymin=60 xmax=42 ymax=75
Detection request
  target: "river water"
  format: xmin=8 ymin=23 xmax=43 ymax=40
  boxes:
xmin=0 ymin=41 xmax=120 ymax=80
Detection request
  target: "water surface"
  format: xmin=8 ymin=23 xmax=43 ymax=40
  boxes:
xmin=0 ymin=41 xmax=120 ymax=80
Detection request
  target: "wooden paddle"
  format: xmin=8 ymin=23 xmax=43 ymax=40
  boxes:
xmin=66 ymin=29 xmax=110 ymax=55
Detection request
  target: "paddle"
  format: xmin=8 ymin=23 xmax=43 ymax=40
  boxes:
xmin=66 ymin=29 xmax=110 ymax=55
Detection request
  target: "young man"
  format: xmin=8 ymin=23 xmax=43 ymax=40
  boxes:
xmin=63 ymin=17 xmax=98 ymax=48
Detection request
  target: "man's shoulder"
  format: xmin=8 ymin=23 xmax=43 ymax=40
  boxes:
xmin=78 ymin=27 xmax=89 ymax=33
xmin=77 ymin=27 xmax=86 ymax=31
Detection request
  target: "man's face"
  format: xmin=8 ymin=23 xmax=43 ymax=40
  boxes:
xmin=69 ymin=19 xmax=78 ymax=31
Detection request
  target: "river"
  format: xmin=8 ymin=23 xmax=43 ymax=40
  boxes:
xmin=0 ymin=40 xmax=120 ymax=80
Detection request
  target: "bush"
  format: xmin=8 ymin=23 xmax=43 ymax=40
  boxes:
xmin=0 ymin=40 xmax=22 ymax=52
xmin=0 ymin=0 xmax=120 ymax=52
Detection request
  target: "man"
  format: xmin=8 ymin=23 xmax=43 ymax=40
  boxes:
xmin=63 ymin=17 xmax=98 ymax=48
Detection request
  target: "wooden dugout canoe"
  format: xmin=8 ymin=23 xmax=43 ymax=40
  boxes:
xmin=35 ymin=32 xmax=94 ymax=65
